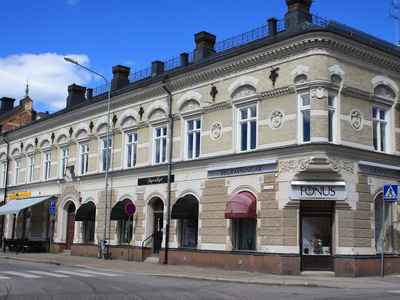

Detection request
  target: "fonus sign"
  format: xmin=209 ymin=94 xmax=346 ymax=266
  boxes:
xmin=289 ymin=181 xmax=347 ymax=201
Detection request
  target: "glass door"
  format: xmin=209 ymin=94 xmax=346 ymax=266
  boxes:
xmin=301 ymin=215 xmax=332 ymax=271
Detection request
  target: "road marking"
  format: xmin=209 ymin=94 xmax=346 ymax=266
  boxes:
xmin=28 ymin=271 xmax=70 ymax=278
xmin=0 ymin=275 xmax=11 ymax=280
xmin=55 ymin=270 xmax=96 ymax=277
xmin=2 ymin=271 xmax=42 ymax=278
xmin=75 ymin=270 xmax=122 ymax=277
xmin=388 ymin=290 xmax=400 ymax=293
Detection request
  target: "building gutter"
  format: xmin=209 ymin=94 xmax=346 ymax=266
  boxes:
xmin=162 ymin=76 xmax=173 ymax=264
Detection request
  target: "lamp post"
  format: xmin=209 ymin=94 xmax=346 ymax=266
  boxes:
xmin=64 ymin=57 xmax=111 ymax=252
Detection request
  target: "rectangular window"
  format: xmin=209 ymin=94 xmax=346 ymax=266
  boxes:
xmin=80 ymin=144 xmax=89 ymax=175
xmin=126 ymin=133 xmax=137 ymax=168
xmin=43 ymin=153 xmax=51 ymax=180
xmin=28 ymin=156 xmax=35 ymax=183
xmin=372 ymin=106 xmax=387 ymax=152
xmin=300 ymin=94 xmax=311 ymax=143
xmin=1 ymin=162 xmax=7 ymax=188
xmin=101 ymin=139 xmax=112 ymax=172
xmin=60 ymin=148 xmax=69 ymax=177
xmin=187 ymin=119 xmax=201 ymax=159
xmin=14 ymin=160 xmax=20 ymax=185
xmin=328 ymin=95 xmax=335 ymax=143
xmin=154 ymin=126 xmax=167 ymax=164
xmin=239 ymin=106 xmax=257 ymax=151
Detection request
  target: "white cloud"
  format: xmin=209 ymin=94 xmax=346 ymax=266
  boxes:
xmin=0 ymin=53 xmax=92 ymax=113
xmin=68 ymin=0 xmax=79 ymax=5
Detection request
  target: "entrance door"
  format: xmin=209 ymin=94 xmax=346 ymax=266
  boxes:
xmin=66 ymin=204 xmax=75 ymax=250
xmin=301 ymin=214 xmax=332 ymax=271
xmin=153 ymin=213 xmax=163 ymax=254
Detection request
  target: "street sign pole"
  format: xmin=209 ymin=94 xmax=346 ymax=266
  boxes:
xmin=125 ymin=203 xmax=136 ymax=262
xmin=381 ymin=200 xmax=385 ymax=278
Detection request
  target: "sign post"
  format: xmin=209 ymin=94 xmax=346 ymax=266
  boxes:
xmin=125 ymin=203 xmax=136 ymax=261
xmin=381 ymin=185 xmax=399 ymax=277
xmin=49 ymin=200 xmax=56 ymax=254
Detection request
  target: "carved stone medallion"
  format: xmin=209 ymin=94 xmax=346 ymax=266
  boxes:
xmin=269 ymin=109 xmax=284 ymax=130
xmin=210 ymin=122 xmax=222 ymax=141
xmin=350 ymin=109 xmax=363 ymax=131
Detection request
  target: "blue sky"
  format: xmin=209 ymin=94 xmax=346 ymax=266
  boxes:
xmin=0 ymin=0 xmax=398 ymax=113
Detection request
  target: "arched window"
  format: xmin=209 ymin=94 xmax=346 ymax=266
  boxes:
xmin=110 ymin=199 xmax=134 ymax=244
xmin=225 ymin=192 xmax=257 ymax=251
xmin=75 ymin=201 xmax=96 ymax=243
xmin=171 ymin=195 xmax=198 ymax=247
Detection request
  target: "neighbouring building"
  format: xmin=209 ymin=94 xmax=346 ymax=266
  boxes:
xmin=0 ymin=0 xmax=399 ymax=277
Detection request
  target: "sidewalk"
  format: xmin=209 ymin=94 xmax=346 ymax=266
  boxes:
xmin=1 ymin=252 xmax=400 ymax=290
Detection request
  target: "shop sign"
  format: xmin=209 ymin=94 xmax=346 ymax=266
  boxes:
xmin=206 ymin=160 xmax=278 ymax=179
xmin=358 ymin=161 xmax=400 ymax=179
xmin=9 ymin=192 xmax=32 ymax=199
xmin=138 ymin=175 xmax=174 ymax=186
xmin=289 ymin=185 xmax=347 ymax=200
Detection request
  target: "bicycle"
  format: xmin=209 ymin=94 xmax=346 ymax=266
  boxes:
xmin=97 ymin=238 xmax=108 ymax=260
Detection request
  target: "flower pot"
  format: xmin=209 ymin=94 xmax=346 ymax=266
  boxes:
xmin=322 ymin=246 xmax=330 ymax=254
xmin=314 ymin=248 xmax=320 ymax=254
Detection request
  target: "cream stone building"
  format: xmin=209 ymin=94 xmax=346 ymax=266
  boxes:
xmin=1 ymin=0 xmax=400 ymax=277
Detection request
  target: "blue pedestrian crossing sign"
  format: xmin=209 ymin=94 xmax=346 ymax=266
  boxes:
xmin=383 ymin=185 xmax=399 ymax=201
xmin=49 ymin=200 xmax=56 ymax=214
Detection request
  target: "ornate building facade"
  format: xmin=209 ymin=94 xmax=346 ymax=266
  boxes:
xmin=0 ymin=0 xmax=399 ymax=277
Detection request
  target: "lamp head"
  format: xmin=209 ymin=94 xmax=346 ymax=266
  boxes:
xmin=64 ymin=57 xmax=78 ymax=65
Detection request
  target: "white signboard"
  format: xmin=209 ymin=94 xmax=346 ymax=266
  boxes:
xmin=289 ymin=183 xmax=347 ymax=201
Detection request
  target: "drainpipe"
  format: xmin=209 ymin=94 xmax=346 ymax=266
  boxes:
xmin=162 ymin=76 xmax=172 ymax=264
xmin=1 ymin=132 xmax=9 ymax=240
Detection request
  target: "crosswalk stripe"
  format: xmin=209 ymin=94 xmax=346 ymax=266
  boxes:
xmin=2 ymin=271 xmax=42 ymax=278
xmin=28 ymin=271 xmax=70 ymax=278
xmin=0 ymin=275 xmax=11 ymax=280
xmin=388 ymin=290 xmax=400 ymax=293
xmin=55 ymin=270 xmax=96 ymax=277
xmin=75 ymin=270 xmax=122 ymax=277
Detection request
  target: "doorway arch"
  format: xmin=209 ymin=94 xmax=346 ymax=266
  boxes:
xmin=66 ymin=203 xmax=76 ymax=250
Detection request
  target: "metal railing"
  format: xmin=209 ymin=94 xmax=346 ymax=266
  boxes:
xmin=141 ymin=233 xmax=154 ymax=262
xmin=92 ymin=15 xmax=398 ymax=96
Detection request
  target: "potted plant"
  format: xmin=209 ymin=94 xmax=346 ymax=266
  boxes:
xmin=313 ymin=227 xmax=331 ymax=254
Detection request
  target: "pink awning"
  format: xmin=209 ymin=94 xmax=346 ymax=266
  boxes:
xmin=225 ymin=192 xmax=257 ymax=219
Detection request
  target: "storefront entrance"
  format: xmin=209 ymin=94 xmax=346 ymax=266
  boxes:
xmin=300 ymin=201 xmax=333 ymax=271
xmin=152 ymin=198 xmax=164 ymax=254
xmin=66 ymin=203 xmax=75 ymax=250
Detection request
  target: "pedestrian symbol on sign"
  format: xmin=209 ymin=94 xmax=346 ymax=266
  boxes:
xmin=383 ymin=185 xmax=399 ymax=201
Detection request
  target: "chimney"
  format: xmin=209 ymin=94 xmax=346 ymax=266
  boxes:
xmin=180 ymin=53 xmax=189 ymax=67
xmin=31 ymin=109 xmax=37 ymax=122
xmin=111 ymin=65 xmax=131 ymax=91
xmin=86 ymin=88 xmax=93 ymax=100
xmin=268 ymin=18 xmax=278 ymax=37
xmin=151 ymin=61 xmax=165 ymax=77
xmin=66 ymin=84 xmax=87 ymax=108
xmin=193 ymin=31 xmax=216 ymax=63
xmin=0 ymin=97 xmax=15 ymax=113
xmin=285 ymin=0 xmax=312 ymax=30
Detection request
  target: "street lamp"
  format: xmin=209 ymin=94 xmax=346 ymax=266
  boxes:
xmin=64 ymin=57 xmax=111 ymax=254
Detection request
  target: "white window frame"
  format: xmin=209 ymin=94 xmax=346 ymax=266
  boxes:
xmin=1 ymin=162 xmax=7 ymax=188
xmin=153 ymin=125 xmax=167 ymax=164
xmin=43 ymin=152 xmax=51 ymax=180
xmin=237 ymin=104 xmax=257 ymax=152
xmin=372 ymin=105 xmax=388 ymax=152
xmin=14 ymin=160 xmax=20 ymax=185
xmin=28 ymin=156 xmax=35 ymax=183
xmin=60 ymin=148 xmax=69 ymax=178
xmin=80 ymin=144 xmax=89 ymax=175
xmin=298 ymin=93 xmax=311 ymax=143
xmin=328 ymin=94 xmax=337 ymax=143
xmin=126 ymin=132 xmax=138 ymax=168
xmin=185 ymin=117 xmax=201 ymax=159
xmin=101 ymin=138 xmax=112 ymax=172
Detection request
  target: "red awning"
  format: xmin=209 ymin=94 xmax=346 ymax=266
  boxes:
xmin=225 ymin=192 xmax=257 ymax=219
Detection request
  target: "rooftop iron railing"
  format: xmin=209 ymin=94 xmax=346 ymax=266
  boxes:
xmin=92 ymin=15 xmax=397 ymax=97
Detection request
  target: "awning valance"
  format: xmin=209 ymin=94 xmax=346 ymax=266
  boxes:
xmin=0 ymin=196 xmax=53 ymax=215
xmin=225 ymin=192 xmax=257 ymax=219
xmin=110 ymin=199 xmax=133 ymax=220
xmin=171 ymin=195 xmax=198 ymax=219
xmin=75 ymin=201 xmax=96 ymax=222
